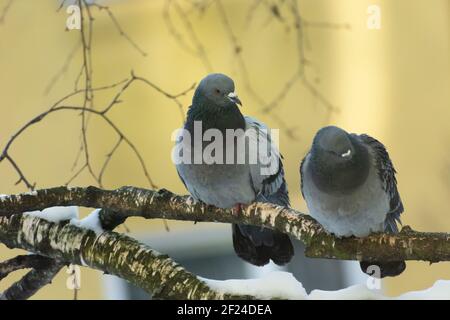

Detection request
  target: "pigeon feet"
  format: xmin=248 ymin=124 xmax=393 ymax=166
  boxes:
xmin=231 ymin=203 xmax=244 ymax=216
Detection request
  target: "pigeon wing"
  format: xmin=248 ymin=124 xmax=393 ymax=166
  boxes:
xmin=244 ymin=116 xmax=289 ymax=207
xmin=358 ymin=134 xmax=404 ymax=233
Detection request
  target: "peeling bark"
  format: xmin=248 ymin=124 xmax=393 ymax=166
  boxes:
xmin=0 ymin=214 xmax=252 ymax=299
xmin=0 ymin=186 xmax=449 ymax=262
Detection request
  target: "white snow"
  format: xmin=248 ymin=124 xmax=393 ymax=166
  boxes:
xmin=201 ymin=271 xmax=307 ymax=300
xmin=309 ymin=284 xmax=384 ymax=300
xmin=397 ymin=280 xmax=450 ymax=299
xmin=1 ymin=191 xmax=37 ymax=202
xmin=201 ymin=271 xmax=450 ymax=300
xmin=310 ymin=281 xmax=450 ymax=300
xmin=70 ymin=209 xmax=104 ymax=235
xmin=22 ymin=190 xmax=38 ymax=196
xmin=23 ymin=206 xmax=104 ymax=235
xmin=24 ymin=206 xmax=79 ymax=223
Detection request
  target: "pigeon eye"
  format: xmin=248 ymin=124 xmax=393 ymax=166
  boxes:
xmin=215 ymin=89 xmax=221 ymax=94
xmin=341 ymin=149 xmax=352 ymax=158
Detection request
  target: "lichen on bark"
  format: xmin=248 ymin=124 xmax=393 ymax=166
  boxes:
xmin=0 ymin=213 xmax=250 ymax=299
xmin=1 ymin=186 xmax=450 ymax=299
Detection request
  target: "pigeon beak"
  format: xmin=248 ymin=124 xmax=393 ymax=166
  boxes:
xmin=227 ymin=92 xmax=242 ymax=106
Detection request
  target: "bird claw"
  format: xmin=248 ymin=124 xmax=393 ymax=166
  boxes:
xmin=231 ymin=204 xmax=243 ymax=216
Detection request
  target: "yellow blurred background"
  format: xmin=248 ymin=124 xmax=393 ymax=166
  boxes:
xmin=0 ymin=0 xmax=449 ymax=299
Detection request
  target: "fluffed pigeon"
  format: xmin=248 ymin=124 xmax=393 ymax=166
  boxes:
xmin=174 ymin=73 xmax=294 ymax=266
xmin=300 ymin=126 xmax=405 ymax=278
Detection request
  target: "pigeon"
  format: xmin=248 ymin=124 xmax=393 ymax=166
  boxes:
xmin=300 ymin=126 xmax=405 ymax=278
xmin=174 ymin=73 xmax=294 ymax=266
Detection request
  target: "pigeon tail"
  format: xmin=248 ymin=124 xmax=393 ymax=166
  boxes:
xmin=360 ymin=220 xmax=406 ymax=278
xmin=232 ymin=224 xmax=294 ymax=266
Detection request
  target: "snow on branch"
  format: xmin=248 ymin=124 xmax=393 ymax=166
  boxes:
xmin=205 ymin=271 xmax=450 ymax=300
xmin=0 ymin=213 xmax=252 ymax=300
xmin=1 ymin=186 xmax=450 ymax=264
xmin=1 ymin=211 xmax=450 ymax=300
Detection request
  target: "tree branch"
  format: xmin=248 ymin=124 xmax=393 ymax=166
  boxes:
xmin=0 ymin=254 xmax=53 ymax=280
xmin=0 ymin=186 xmax=449 ymax=263
xmin=0 ymin=263 xmax=64 ymax=301
xmin=0 ymin=255 xmax=64 ymax=300
xmin=0 ymin=214 xmax=251 ymax=299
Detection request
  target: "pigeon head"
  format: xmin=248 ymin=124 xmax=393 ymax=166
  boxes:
xmin=309 ymin=126 xmax=370 ymax=195
xmin=315 ymin=126 xmax=355 ymax=159
xmin=193 ymin=73 xmax=242 ymax=108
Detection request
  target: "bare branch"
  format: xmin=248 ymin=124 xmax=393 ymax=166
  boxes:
xmin=0 ymin=79 xmax=125 ymax=187
xmin=0 ymin=255 xmax=53 ymax=281
xmin=57 ymin=0 xmax=67 ymax=12
xmin=4 ymin=155 xmax=35 ymax=190
xmin=164 ymin=0 xmax=213 ymax=72
xmin=303 ymin=19 xmax=351 ymax=30
xmin=90 ymin=3 xmax=147 ymax=57
xmin=44 ymin=41 xmax=82 ymax=95
xmin=98 ymin=137 xmax=123 ymax=188
xmin=0 ymin=214 xmax=251 ymax=300
xmin=0 ymin=0 xmax=14 ymax=25
xmin=1 ymin=186 xmax=450 ymax=263
xmin=0 ymin=255 xmax=64 ymax=300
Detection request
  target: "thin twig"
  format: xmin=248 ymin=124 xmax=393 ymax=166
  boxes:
xmin=91 ymin=3 xmax=147 ymax=57
xmin=0 ymin=0 xmax=14 ymax=25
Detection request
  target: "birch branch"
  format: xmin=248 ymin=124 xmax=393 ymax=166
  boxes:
xmin=0 ymin=214 xmax=251 ymax=299
xmin=0 ymin=256 xmax=64 ymax=300
xmin=0 ymin=186 xmax=449 ymax=263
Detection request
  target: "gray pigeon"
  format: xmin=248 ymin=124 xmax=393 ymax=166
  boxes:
xmin=175 ymin=73 xmax=293 ymax=266
xmin=300 ymin=126 xmax=405 ymax=277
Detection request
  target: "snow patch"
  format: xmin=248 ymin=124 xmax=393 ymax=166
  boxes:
xmin=310 ymin=280 xmax=450 ymax=300
xmin=22 ymin=190 xmax=38 ymax=196
xmin=25 ymin=206 xmax=105 ymax=236
xmin=309 ymin=284 xmax=384 ymax=300
xmin=1 ymin=191 xmax=38 ymax=202
xmin=24 ymin=206 xmax=79 ymax=223
xmin=201 ymin=271 xmax=307 ymax=300
xmin=70 ymin=209 xmax=104 ymax=235
xmin=397 ymin=280 xmax=450 ymax=299
xmin=201 ymin=271 xmax=450 ymax=300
